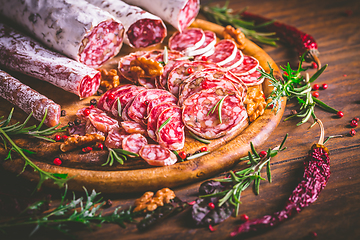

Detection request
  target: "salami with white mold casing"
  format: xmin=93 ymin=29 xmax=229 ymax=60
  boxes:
xmin=0 ymin=69 xmax=61 ymax=127
xmin=85 ymin=0 xmax=166 ymax=48
xmin=139 ymin=144 xmax=178 ymax=166
xmin=0 ymin=23 xmax=101 ymax=98
xmin=0 ymin=0 xmax=124 ymax=68
xmin=123 ymin=0 xmax=200 ymax=31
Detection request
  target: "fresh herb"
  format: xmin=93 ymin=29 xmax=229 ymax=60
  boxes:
xmin=201 ymin=1 xmax=278 ymax=46
xmin=0 ymin=186 xmax=140 ymax=237
xmin=0 ymin=109 xmax=71 ymax=190
xmin=174 ymin=56 xmax=194 ymax=61
xmin=117 ymin=98 xmax=122 ymax=118
xmin=207 ymin=95 xmax=227 ymax=124
xmin=200 ymin=134 xmax=287 ymax=216
xmin=103 ymin=148 xmax=139 ymax=166
xmin=187 ymin=151 xmax=210 ymax=160
xmin=259 ymin=53 xmax=338 ymax=125
xmin=158 ymin=116 xmax=172 ymax=133
xmin=189 ymin=131 xmax=211 ymax=144
xmin=163 ymin=46 xmax=168 ymax=65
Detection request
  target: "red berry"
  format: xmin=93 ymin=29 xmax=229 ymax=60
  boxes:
xmin=312 ymin=62 xmax=318 ymax=69
xmin=268 ymin=104 xmax=274 ymax=109
xmin=201 ymin=56 xmax=208 ymax=61
xmin=200 ymin=147 xmax=208 ymax=152
xmin=144 ymin=100 xmax=149 ymax=105
xmin=108 ymin=93 xmax=115 ymax=100
xmin=97 ymin=143 xmax=104 ymax=150
xmin=82 ymin=146 xmax=93 ymax=153
xmin=312 ymin=91 xmax=319 ymax=98
xmin=350 ymin=120 xmax=358 ymax=127
xmin=208 ymin=202 xmax=215 ymax=210
xmin=53 ymin=158 xmax=62 ymax=166
xmin=240 ymin=214 xmax=249 ymax=221
xmin=259 ymin=151 xmax=267 ymax=158
xmin=208 ymin=224 xmax=216 ymax=232
xmin=312 ymin=84 xmax=319 ymax=90
xmin=188 ymin=201 xmax=196 ymax=206
xmin=337 ymin=111 xmax=344 ymax=118
xmin=322 ymin=83 xmax=328 ymax=90
xmin=353 ymin=117 xmax=359 ymax=122
xmin=62 ymin=135 xmax=68 ymax=141
xmin=89 ymin=104 xmax=95 ymax=109
xmin=350 ymin=129 xmax=356 ymax=136
xmin=178 ymin=151 xmax=187 ymax=159
xmin=187 ymin=68 xmax=194 ymax=74
xmin=309 ymin=231 xmax=318 ymax=238
xmin=343 ymin=74 xmax=347 ymax=77
xmin=83 ymin=109 xmax=91 ymax=116
xmin=54 ymin=135 xmax=61 ymax=141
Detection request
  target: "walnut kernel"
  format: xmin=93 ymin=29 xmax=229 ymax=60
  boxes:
xmin=99 ymin=68 xmax=120 ymax=90
xmin=222 ymin=25 xmax=246 ymax=50
xmin=130 ymin=56 xmax=164 ymax=78
xmin=60 ymin=133 xmax=105 ymax=152
xmin=133 ymin=188 xmax=176 ymax=212
xmin=244 ymin=87 xmax=267 ymax=122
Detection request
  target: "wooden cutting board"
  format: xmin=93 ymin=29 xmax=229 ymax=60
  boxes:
xmin=0 ymin=20 xmax=286 ymax=193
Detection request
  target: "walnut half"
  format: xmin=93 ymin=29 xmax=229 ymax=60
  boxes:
xmin=133 ymin=188 xmax=176 ymax=212
xmin=99 ymin=69 xmax=120 ymax=90
xmin=244 ymin=87 xmax=267 ymax=122
xmin=130 ymin=56 xmax=164 ymax=78
xmin=222 ymin=25 xmax=246 ymax=50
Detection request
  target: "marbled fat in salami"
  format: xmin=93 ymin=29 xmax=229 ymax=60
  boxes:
xmin=86 ymin=0 xmax=166 ymax=48
xmin=237 ymin=67 xmax=265 ymax=86
xmin=146 ymin=93 xmax=178 ymax=116
xmin=182 ymin=87 xmax=248 ymax=139
xmin=169 ymin=28 xmax=205 ymax=52
xmin=139 ymin=144 xmax=178 ymax=166
xmin=121 ymin=121 xmax=147 ymax=135
xmin=105 ymin=126 xmax=128 ymax=149
xmin=202 ymin=39 xmax=237 ymax=66
xmin=123 ymin=0 xmax=200 ymax=31
xmin=0 ymin=24 xmax=101 ymax=98
xmin=97 ymin=84 xmax=133 ymax=111
xmin=147 ymin=102 xmax=176 ymax=140
xmin=0 ymin=0 xmax=125 ymax=68
xmin=88 ymin=112 xmax=119 ymax=133
xmin=157 ymin=59 xmax=189 ymax=90
xmin=156 ymin=106 xmax=185 ymax=150
xmin=229 ymin=55 xmax=259 ymax=76
xmin=109 ymin=86 xmax=145 ymax=116
xmin=122 ymin=133 xmax=148 ymax=155
xmin=185 ymin=30 xmax=216 ymax=57
xmin=0 ymin=69 xmax=61 ymax=127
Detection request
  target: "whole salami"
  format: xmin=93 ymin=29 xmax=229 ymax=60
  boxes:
xmin=123 ymin=0 xmax=200 ymax=31
xmin=0 ymin=69 xmax=61 ymax=127
xmin=86 ymin=0 xmax=167 ymax=48
xmin=0 ymin=23 xmax=101 ymax=98
xmin=0 ymin=0 xmax=125 ymax=68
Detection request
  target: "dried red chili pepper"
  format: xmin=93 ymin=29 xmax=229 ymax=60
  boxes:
xmin=230 ymin=119 xmax=330 ymax=237
xmin=240 ymin=11 xmax=321 ymax=69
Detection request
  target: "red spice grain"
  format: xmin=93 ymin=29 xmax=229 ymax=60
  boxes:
xmin=62 ymin=135 xmax=68 ymax=141
xmin=82 ymin=146 xmax=93 ymax=153
xmin=343 ymin=74 xmax=347 ymax=77
xmin=208 ymin=202 xmax=215 ymax=210
xmin=187 ymin=68 xmax=194 ymax=74
xmin=259 ymin=151 xmax=267 ymax=158
xmin=322 ymin=83 xmax=328 ymax=90
xmin=350 ymin=129 xmax=356 ymax=136
xmin=201 ymin=56 xmax=208 ymax=61
xmin=353 ymin=117 xmax=359 ymax=122
xmin=200 ymin=147 xmax=208 ymax=152
xmin=311 ymin=62 xmax=318 ymax=69
xmin=240 ymin=214 xmax=249 ymax=221
xmin=178 ymin=151 xmax=187 ymax=159
xmin=350 ymin=120 xmax=358 ymax=127
xmin=208 ymin=224 xmax=216 ymax=232
xmin=312 ymin=84 xmax=319 ymax=90
xmin=54 ymin=135 xmax=61 ymax=141
xmin=83 ymin=109 xmax=91 ymax=116
xmin=337 ymin=111 xmax=344 ymax=118
xmin=97 ymin=143 xmax=104 ymax=150
xmin=53 ymin=158 xmax=62 ymax=166
xmin=312 ymin=92 xmax=319 ymax=98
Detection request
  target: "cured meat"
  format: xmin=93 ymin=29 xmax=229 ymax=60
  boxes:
xmin=121 ymin=98 xmax=135 ymax=122
xmin=156 ymin=106 xmax=185 ymax=150
xmin=139 ymin=144 xmax=178 ymax=166
xmin=185 ymin=30 xmax=217 ymax=57
xmin=147 ymin=102 xmax=176 ymax=140
xmin=122 ymin=133 xmax=148 ymax=155
xmin=157 ymin=59 xmax=189 ymax=90
xmin=138 ymin=77 xmax=157 ymax=89
xmin=88 ymin=112 xmax=119 ymax=133
xmin=223 ymin=72 xmax=248 ymax=101
xmin=105 ymin=126 xmax=128 ymax=149
xmin=127 ymin=89 xmax=169 ymax=123
xmin=118 ymin=51 xmax=147 ymax=82
xmin=146 ymin=93 xmax=178 ymax=116
xmin=0 ymin=23 xmax=101 ymax=98
xmin=167 ymin=61 xmax=219 ymax=96
xmin=201 ymin=39 xmax=237 ymax=66
xmin=182 ymin=87 xmax=248 ymax=139
xmin=110 ymin=86 xmax=146 ymax=117
xmin=237 ymin=67 xmax=265 ymax=86
xmin=0 ymin=0 xmax=125 ymax=68
xmin=76 ymin=106 xmax=106 ymax=120
xmin=86 ymin=0 xmax=166 ymax=48
xmin=85 ymin=120 xmax=106 ymax=136
xmin=169 ymin=28 xmax=205 ymax=53
xmin=97 ymin=84 xmax=133 ymax=111
xmin=123 ymin=0 xmax=200 ymax=31
xmin=121 ymin=121 xmax=147 ymax=135
xmin=0 ymin=69 xmax=61 ymax=127
xmin=221 ymin=50 xmax=244 ymax=70
xmin=230 ymin=55 xmax=259 ymax=76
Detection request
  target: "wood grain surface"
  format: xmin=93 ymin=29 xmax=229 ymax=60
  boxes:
xmin=1 ymin=0 xmax=360 ymax=239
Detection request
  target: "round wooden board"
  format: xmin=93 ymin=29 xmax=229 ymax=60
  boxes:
xmin=0 ymin=20 xmax=286 ymax=193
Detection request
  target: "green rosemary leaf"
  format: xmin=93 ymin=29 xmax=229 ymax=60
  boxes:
xmin=279 ymin=133 xmax=288 ymax=151
xmin=250 ymin=142 xmax=260 ymax=158
xmin=189 ymin=130 xmax=211 ymax=144
xmin=187 ymin=151 xmax=210 ymax=160
xmin=248 ymin=151 xmax=257 ymax=165
xmin=1 ymin=108 xmax=14 ymax=127
xmin=266 ymin=159 xmax=272 ymax=183
xmin=158 ymin=116 xmax=172 ymax=133
xmin=254 ymin=174 xmax=260 ymax=195
xmin=323 ymin=135 xmax=344 ymax=144
xmin=113 ymin=148 xmax=139 ymax=157
xmin=117 ymin=98 xmax=122 ymax=118
xmin=218 ymin=95 xmax=227 ymax=123
xmin=207 ymin=99 xmax=221 ymax=116
xmin=309 ymin=64 xmax=328 ymax=83
xmin=102 ymin=149 xmax=113 ymax=166
xmin=312 ymin=97 xmax=339 ymax=113
xmin=36 ymin=108 xmax=48 ymax=131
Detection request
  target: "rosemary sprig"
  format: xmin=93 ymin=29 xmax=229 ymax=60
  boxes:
xmin=200 ymin=134 xmax=287 ymax=216
xmin=201 ymin=1 xmax=278 ymax=46
xmin=103 ymin=148 xmax=139 ymax=166
xmin=158 ymin=116 xmax=172 ymax=133
xmin=189 ymin=131 xmax=211 ymax=144
xmin=207 ymin=95 xmax=227 ymax=123
xmin=117 ymin=98 xmax=122 ymax=118
xmin=187 ymin=151 xmax=210 ymax=160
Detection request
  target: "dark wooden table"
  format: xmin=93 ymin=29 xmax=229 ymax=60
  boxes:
xmin=1 ymin=0 xmax=360 ymax=239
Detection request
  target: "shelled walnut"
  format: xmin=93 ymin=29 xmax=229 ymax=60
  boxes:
xmin=130 ymin=56 xmax=164 ymax=78
xmin=244 ymin=87 xmax=267 ymax=122
xmin=99 ymin=69 xmax=120 ymax=90
xmin=222 ymin=25 xmax=246 ymax=50
xmin=133 ymin=188 xmax=176 ymax=212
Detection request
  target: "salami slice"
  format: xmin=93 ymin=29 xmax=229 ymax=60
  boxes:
xmin=0 ymin=0 xmax=125 ymax=68
xmin=221 ymin=50 xmax=244 ymax=70
xmin=138 ymin=77 xmax=157 ymax=89
xmin=229 ymin=55 xmax=259 ymax=76
xmin=118 ymin=51 xmax=147 ymax=82
xmin=0 ymin=69 xmax=61 ymax=127
xmin=121 ymin=121 xmax=147 ymax=135
xmin=86 ymin=0 xmax=166 ymax=48
xmin=85 ymin=119 xmax=106 ymax=136
xmin=97 ymin=84 xmax=133 ymax=111
xmin=110 ymin=87 xmax=146 ymax=117
xmin=182 ymin=87 xmax=248 ymax=139
xmin=121 ymin=97 xmax=136 ymax=122
xmin=146 ymin=93 xmax=178 ymax=116
xmin=237 ymin=67 xmax=265 ymax=86
xmin=122 ymin=133 xmax=148 ymax=155
xmin=157 ymin=59 xmax=190 ymax=90
xmin=88 ymin=112 xmax=119 ymax=133
xmin=202 ymin=39 xmax=237 ymax=66
xmin=123 ymin=0 xmax=200 ymax=31
xmin=127 ymin=89 xmax=169 ymax=123
xmin=167 ymin=61 xmax=219 ymax=96
xmin=105 ymin=126 xmax=128 ymax=149
xmin=147 ymin=102 xmax=176 ymax=141
xmin=0 ymin=24 xmax=101 ymax=98
xmin=156 ymin=106 xmax=185 ymax=150
xmin=139 ymin=144 xmax=178 ymax=166
xmin=76 ymin=106 xmax=106 ymax=120
xmin=103 ymin=85 xmax=144 ymax=113
xmin=185 ymin=30 xmax=216 ymax=57
xmin=169 ymin=28 xmax=205 ymax=53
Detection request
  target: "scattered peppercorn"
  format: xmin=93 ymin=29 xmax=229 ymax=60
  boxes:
xmin=337 ymin=111 xmax=344 ymax=118
xmin=312 ymin=92 xmax=319 ymax=98
xmin=74 ymin=118 xmax=82 ymax=125
xmin=187 ymin=68 xmax=194 ymax=74
xmin=201 ymin=56 xmax=208 ymax=61
xmin=312 ymin=84 xmax=319 ymax=90
xmin=97 ymin=143 xmax=104 ymax=150
xmin=311 ymin=62 xmax=318 ymax=69
xmin=89 ymin=104 xmax=94 ymax=109
xmin=54 ymin=135 xmax=61 ymax=141
xmin=353 ymin=117 xmax=359 ymax=122
xmin=186 ymin=153 xmax=191 ymax=158
xmin=178 ymin=151 xmax=187 ymax=159
xmin=82 ymin=146 xmax=93 ymax=153
xmin=322 ymin=83 xmax=328 ymax=90
xmin=240 ymin=214 xmax=249 ymax=221
xmin=208 ymin=202 xmax=215 ymax=210
xmin=350 ymin=120 xmax=358 ymax=127
xmin=108 ymin=93 xmax=115 ymax=100
xmin=259 ymin=151 xmax=267 ymax=158
xmin=90 ymin=98 xmax=97 ymax=106
xmin=60 ymin=110 xmax=66 ymax=117
xmin=144 ymin=100 xmax=149 ymax=105
xmin=68 ymin=121 xmax=74 ymax=127
xmin=200 ymin=147 xmax=208 ymax=152
xmin=62 ymin=135 xmax=68 ymax=141
xmin=53 ymin=158 xmax=62 ymax=166
xmin=350 ymin=129 xmax=356 ymax=136
xmin=97 ymin=89 xmax=104 ymax=96
xmin=194 ymin=150 xmax=201 ymax=154
xmin=83 ymin=109 xmax=91 ymax=116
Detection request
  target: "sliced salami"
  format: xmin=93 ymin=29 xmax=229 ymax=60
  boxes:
xmin=0 ymin=0 xmax=125 ymax=68
xmin=86 ymin=0 xmax=166 ymax=48
xmin=202 ymin=39 xmax=237 ymax=66
xmin=76 ymin=106 xmax=106 ymax=120
xmin=118 ymin=51 xmax=147 ymax=82
xmin=167 ymin=61 xmax=219 ymax=96
xmin=0 ymin=23 xmax=101 ymax=98
xmin=127 ymin=89 xmax=169 ymax=123
xmin=156 ymin=106 xmax=185 ymax=150
xmin=121 ymin=97 xmax=136 ymax=122
xmin=122 ymin=133 xmax=148 ymax=155
xmin=169 ymin=28 xmax=205 ymax=53
xmin=123 ymin=0 xmax=200 ymax=31
xmin=85 ymin=119 xmax=106 ymax=136
xmin=110 ymin=86 xmax=146 ymax=118
xmin=105 ymin=126 xmax=128 ymax=149
xmin=182 ymin=87 xmax=248 ymax=139
xmin=221 ymin=50 xmax=244 ymax=70
xmin=138 ymin=77 xmax=157 ymax=89
xmin=0 ymin=69 xmax=61 ymax=127
xmin=121 ymin=121 xmax=147 ymax=135
xmin=185 ymin=30 xmax=216 ymax=57
xmin=97 ymin=84 xmax=132 ymax=111
xmin=229 ymin=55 xmax=259 ymax=76
xmin=237 ymin=67 xmax=265 ymax=86
xmin=88 ymin=112 xmax=119 ymax=133
xmin=139 ymin=144 xmax=178 ymax=166
xmin=157 ymin=59 xmax=190 ymax=90
xmin=146 ymin=93 xmax=178 ymax=116
xmin=147 ymin=102 xmax=176 ymax=141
